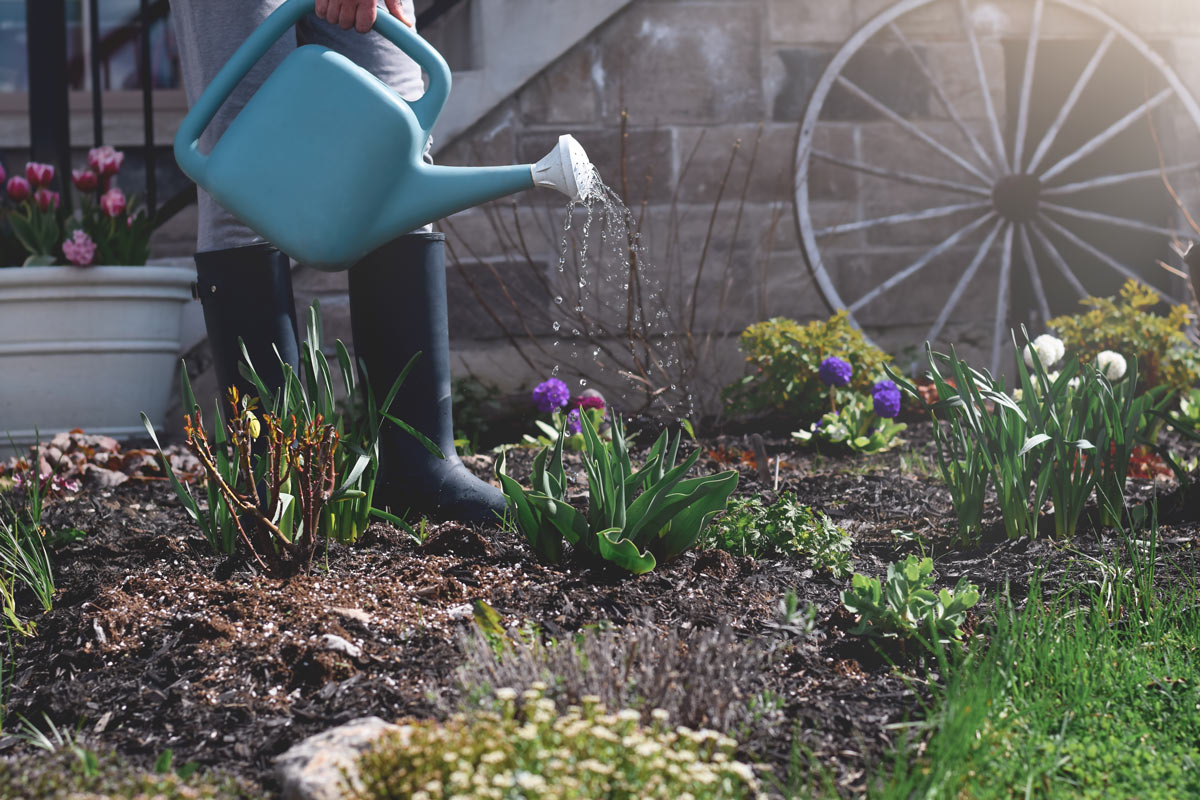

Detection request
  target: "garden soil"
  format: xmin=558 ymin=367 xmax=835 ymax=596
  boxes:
xmin=3 ymin=421 xmax=1200 ymax=796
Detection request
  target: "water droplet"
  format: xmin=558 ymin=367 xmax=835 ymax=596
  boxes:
xmin=552 ymin=321 xmax=561 ymax=331
xmin=554 ymin=296 xmax=563 ymax=304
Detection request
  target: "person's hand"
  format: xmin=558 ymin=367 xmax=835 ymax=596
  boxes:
xmin=315 ymin=0 xmax=412 ymax=33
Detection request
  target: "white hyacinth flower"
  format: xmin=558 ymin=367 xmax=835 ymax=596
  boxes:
xmin=1023 ymin=334 xmax=1066 ymax=370
xmin=1097 ymin=350 xmax=1127 ymax=381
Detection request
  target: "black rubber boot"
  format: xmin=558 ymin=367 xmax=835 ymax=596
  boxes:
xmin=194 ymin=243 xmax=301 ymax=403
xmin=349 ymin=232 xmax=506 ymax=524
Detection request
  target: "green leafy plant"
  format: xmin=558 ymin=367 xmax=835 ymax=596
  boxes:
xmin=793 ymin=392 xmax=907 ymax=454
xmin=0 ymin=468 xmax=55 ymax=636
xmin=891 ymin=333 xmax=1165 ymax=541
xmin=841 ymin=555 xmax=979 ymax=651
xmin=1049 ymin=279 xmax=1199 ymax=395
xmin=354 ymin=686 xmax=761 ymax=799
xmin=499 ymin=414 xmax=738 ymax=575
xmin=723 ymin=311 xmax=893 ymax=422
xmin=699 ymin=492 xmax=852 ymax=577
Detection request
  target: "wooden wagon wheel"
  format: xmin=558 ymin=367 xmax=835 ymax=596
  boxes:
xmin=795 ymin=0 xmax=1200 ymax=373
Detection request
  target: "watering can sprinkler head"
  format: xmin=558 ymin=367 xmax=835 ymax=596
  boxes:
xmin=531 ymin=135 xmax=596 ymax=202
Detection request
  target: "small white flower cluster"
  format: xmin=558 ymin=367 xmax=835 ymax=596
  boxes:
xmin=1022 ymin=334 xmax=1066 ymax=370
xmin=1096 ymin=350 xmax=1127 ymax=381
xmin=356 ymin=686 xmax=763 ymax=799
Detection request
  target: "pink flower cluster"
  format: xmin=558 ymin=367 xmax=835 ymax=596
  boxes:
xmin=74 ymin=146 xmax=128 ymax=218
xmin=62 ymin=230 xmax=97 ymax=267
xmin=3 ymin=160 xmax=61 ymax=211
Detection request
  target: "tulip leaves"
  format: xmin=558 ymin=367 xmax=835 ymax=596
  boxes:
xmin=500 ymin=414 xmax=738 ymax=575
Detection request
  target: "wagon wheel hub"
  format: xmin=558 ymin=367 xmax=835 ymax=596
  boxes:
xmin=992 ymin=174 xmax=1042 ymax=223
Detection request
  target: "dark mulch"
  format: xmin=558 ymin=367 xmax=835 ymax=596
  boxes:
xmin=4 ymin=420 xmax=1200 ymax=796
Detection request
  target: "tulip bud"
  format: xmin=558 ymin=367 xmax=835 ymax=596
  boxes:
xmin=5 ymin=176 xmax=30 ymax=202
xmin=72 ymin=168 xmax=98 ymax=193
xmin=99 ymin=187 xmax=126 ymax=218
xmin=88 ymin=146 xmax=124 ymax=177
xmin=25 ymin=162 xmax=55 ymax=187
xmin=34 ymin=188 xmax=61 ymax=213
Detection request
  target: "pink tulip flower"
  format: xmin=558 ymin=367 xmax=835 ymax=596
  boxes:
xmin=25 ymin=162 xmax=55 ymax=187
xmin=34 ymin=188 xmax=61 ymax=213
xmin=5 ymin=176 xmax=29 ymax=202
xmin=72 ymin=168 xmax=99 ymax=193
xmin=87 ymin=146 xmax=124 ymax=177
xmin=99 ymin=187 xmax=126 ymax=218
xmin=0 ymin=163 xmax=5 ymax=185
xmin=62 ymin=230 xmax=97 ymax=267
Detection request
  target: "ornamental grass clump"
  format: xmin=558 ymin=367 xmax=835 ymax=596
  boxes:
xmin=499 ymin=414 xmax=737 ymax=574
xmin=0 ymin=468 xmax=55 ymax=637
xmin=352 ymin=687 xmax=760 ymax=800
xmin=724 ymin=311 xmax=892 ymax=423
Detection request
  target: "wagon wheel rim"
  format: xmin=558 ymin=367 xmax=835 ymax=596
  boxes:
xmin=794 ymin=0 xmax=1200 ymax=375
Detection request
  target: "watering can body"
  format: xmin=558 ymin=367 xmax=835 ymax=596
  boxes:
xmin=174 ymin=0 xmax=588 ymax=271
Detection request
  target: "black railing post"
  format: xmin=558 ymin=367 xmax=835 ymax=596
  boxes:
xmin=140 ymin=0 xmax=157 ymax=214
xmin=89 ymin=0 xmax=104 ymax=146
xmin=25 ymin=0 xmax=71 ymax=181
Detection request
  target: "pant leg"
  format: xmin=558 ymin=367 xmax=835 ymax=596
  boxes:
xmin=169 ymin=0 xmax=295 ymax=251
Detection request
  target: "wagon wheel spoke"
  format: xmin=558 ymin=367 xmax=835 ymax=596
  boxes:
xmin=1039 ymin=88 xmax=1174 ymax=182
xmin=926 ymin=217 xmax=1006 ymax=344
xmin=1016 ymin=223 xmax=1052 ymax=326
xmin=1011 ymin=0 xmax=1045 ymax=172
xmin=886 ymin=22 xmax=998 ymax=176
xmin=811 ymin=150 xmax=993 ymax=198
xmin=1040 ymin=201 xmax=1191 ymax=239
xmin=1025 ymin=31 xmax=1116 ymax=175
xmin=1038 ymin=214 xmax=1184 ymax=304
xmin=835 ymin=75 xmax=995 ymax=184
xmin=991 ymin=223 xmax=1016 ymax=375
xmin=1028 ymin=221 xmax=1091 ymax=299
xmin=849 ymin=212 xmax=996 ymax=313
xmin=815 ymin=201 xmax=991 ymax=238
xmin=957 ymin=0 xmax=1010 ymax=172
xmin=1043 ymin=162 xmax=1200 ymax=196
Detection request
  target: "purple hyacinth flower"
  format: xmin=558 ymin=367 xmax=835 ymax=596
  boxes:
xmin=566 ymin=408 xmax=582 ymax=435
xmin=818 ymin=356 xmax=853 ymax=387
xmin=872 ymin=379 xmax=902 ymax=419
xmin=532 ymin=378 xmax=570 ymax=413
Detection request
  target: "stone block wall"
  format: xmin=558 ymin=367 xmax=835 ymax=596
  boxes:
xmin=152 ymin=0 xmax=1200 ymax=418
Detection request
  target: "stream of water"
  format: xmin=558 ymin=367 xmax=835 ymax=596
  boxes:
xmin=546 ymin=164 xmax=690 ymax=418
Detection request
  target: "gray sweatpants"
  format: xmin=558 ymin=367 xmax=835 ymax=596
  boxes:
xmin=170 ymin=0 xmax=424 ymax=252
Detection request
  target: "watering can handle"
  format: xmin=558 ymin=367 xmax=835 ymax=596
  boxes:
xmin=174 ymin=0 xmax=452 ymax=182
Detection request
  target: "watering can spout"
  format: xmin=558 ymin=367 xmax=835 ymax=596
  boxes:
xmin=531 ymin=134 xmax=596 ymax=202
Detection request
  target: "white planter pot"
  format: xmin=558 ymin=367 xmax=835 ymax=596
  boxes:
xmin=0 ymin=265 xmax=194 ymax=454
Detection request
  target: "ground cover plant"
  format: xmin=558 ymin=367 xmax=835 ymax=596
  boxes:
xmin=5 ymin=288 xmax=1200 ymax=797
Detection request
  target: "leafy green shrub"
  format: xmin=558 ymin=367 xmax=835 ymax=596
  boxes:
xmin=354 ymin=687 xmax=760 ymax=799
xmin=0 ymin=746 xmax=255 ymax=799
xmin=700 ymin=492 xmax=852 ymax=577
xmin=723 ymin=312 xmax=893 ymax=422
xmin=841 ymin=555 xmax=980 ymax=651
xmin=499 ymin=415 xmax=737 ymax=574
xmin=1049 ymin=279 xmax=1200 ymax=395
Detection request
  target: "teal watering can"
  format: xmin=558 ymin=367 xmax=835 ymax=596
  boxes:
xmin=173 ymin=0 xmax=594 ymax=271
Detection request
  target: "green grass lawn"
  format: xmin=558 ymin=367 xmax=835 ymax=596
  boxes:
xmin=870 ymin=533 xmax=1200 ymax=799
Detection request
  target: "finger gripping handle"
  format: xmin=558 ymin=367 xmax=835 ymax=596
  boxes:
xmin=174 ymin=0 xmax=451 ymax=183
